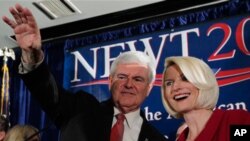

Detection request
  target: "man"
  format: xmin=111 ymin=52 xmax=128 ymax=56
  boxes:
xmin=2 ymin=4 xmax=168 ymax=141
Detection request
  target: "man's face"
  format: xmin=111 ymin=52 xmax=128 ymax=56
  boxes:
xmin=109 ymin=63 xmax=153 ymax=113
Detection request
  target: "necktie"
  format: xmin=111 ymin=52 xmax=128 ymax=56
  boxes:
xmin=110 ymin=113 xmax=125 ymax=141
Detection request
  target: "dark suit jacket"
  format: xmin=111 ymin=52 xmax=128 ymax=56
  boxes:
xmin=21 ymin=62 xmax=168 ymax=141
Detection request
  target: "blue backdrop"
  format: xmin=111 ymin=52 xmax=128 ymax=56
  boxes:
xmin=5 ymin=0 xmax=250 ymax=141
xmin=63 ymin=13 xmax=250 ymax=140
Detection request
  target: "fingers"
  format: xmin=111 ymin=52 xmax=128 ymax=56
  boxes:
xmin=3 ymin=4 xmax=30 ymax=28
xmin=2 ymin=16 xmax=16 ymax=28
xmin=9 ymin=5 xmax=24 ymax=25
xmin=16 ymin=4 xmax=28 ymax=24
xmin=24 ymin=7 xmax=39 ymax=29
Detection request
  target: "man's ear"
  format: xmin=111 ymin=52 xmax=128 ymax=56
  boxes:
xmin=108 ymin=76 xmax=112 ymax=90
xmin=147 ymin=83 xmax=153 ymax=96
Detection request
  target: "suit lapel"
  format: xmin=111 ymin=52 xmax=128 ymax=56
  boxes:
xmin=138 ymin=111 xmax=149 ymax=141
xmin=101 ymin=99 xmax=114 ymax=141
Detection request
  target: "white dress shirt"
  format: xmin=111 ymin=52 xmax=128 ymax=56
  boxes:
xmin=113 ymin=107 xmax=143 ymax=141
xmin=18 ymin=56 xmax=44 ymax=74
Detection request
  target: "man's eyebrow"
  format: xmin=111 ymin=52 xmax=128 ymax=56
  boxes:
xmin=116 ymin=73 xmax=127 ymax=76
xmin=133 ymin=75 xmax=145 ymax=79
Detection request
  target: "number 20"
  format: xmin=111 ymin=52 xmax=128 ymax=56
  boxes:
xmin=206 ymin=17 xmax=250 ymax=61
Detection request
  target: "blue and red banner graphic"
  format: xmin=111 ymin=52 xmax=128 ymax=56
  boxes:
xmin=63 ymin=14 xmax=250 ymax=140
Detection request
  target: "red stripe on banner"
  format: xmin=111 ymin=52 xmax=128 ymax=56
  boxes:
xmin=215 ymin=67 xmax=250 ymax=78
xmin=218 ymin=73 xmax=250 ymax=87
xmin=155 ymin=74 xmax=163 ymax=80
xmin=71 ymin=79 xmax=109 ymax=87
xmin=70 ymin=70 xmax=250 ymax=88
xmin=154 ymin=80 xmax=162 ymax=87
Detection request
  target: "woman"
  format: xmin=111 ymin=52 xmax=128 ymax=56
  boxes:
xmin=4 ymin=124 xmax=40 ymax=141
xmin=161 ymin=56 xmax=250 ymax=141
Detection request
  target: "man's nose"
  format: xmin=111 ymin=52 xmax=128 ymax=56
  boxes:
xmin=125 ymin=78 xmax=133 ymax=88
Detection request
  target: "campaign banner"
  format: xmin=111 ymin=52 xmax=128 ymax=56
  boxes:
xmin=63 ymin=14 xmax=250 ymax=140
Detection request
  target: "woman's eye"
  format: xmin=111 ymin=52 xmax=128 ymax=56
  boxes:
xmin=164 ymin=81 xmax=173 ymax=86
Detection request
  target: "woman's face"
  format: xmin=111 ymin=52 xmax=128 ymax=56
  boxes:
xmin=163 ymin=64 xmax=199 ymax=114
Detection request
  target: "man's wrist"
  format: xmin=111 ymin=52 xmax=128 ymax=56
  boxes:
xmin=19 ymin=52 xmax=44 ymax=74
xmin=21 ymin=49 xmax=43 ymax=64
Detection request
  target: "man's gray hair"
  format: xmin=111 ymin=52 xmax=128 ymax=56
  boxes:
xmin=110 ymin=51 xmax=156 ymax=83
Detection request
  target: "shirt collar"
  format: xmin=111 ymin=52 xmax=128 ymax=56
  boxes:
xmin=113 ymin=107 xmax=141 ymax=128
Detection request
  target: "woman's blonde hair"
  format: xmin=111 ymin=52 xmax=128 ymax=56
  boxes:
xmin=4 ymin=124 xmax=40 ymax=141
xmin=161 ymin=56 xmax=219 ymax=118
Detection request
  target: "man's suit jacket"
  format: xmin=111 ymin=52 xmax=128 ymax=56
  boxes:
xmin=21 ymin=62 xmax=168 ymax=141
